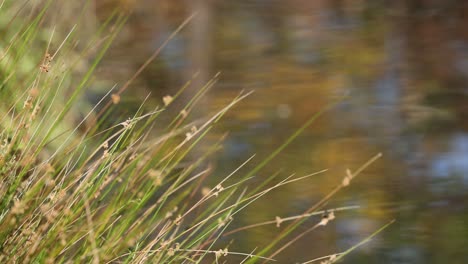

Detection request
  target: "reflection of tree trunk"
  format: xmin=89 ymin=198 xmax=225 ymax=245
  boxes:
xmin=185 ymin=0 xmax=212 ymax=164
xmin=404 ymin=0 xmax=463 ymax=90
xmin=186 ymin=0 xmax=212 ymax=106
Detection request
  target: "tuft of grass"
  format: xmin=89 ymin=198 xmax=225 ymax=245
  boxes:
xmin=0 ymin=1 xmax=390 ymax=263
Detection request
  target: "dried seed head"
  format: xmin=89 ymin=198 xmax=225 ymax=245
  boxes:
xmin=45 ymin=163 xmax=55 ymax=174
xmin=201 ymin=187 xmax=210 ymax=196
xmin=148 ymin=169 xmax=163 ymax=186
xmin=342 ymin=176 xmax=350 ymax=187
xmin=148 ymin=169 xmax=160 ymax=177
xmin=162 ymin=95 xmax=173 ymax=106
xmin=321 ymin=254 xmax=338 ymax=264
xmin=30 ymin=105 xmax=41 ymax=120
xmin=101 ymin=150 xmax=110 ymax=160
xmin=319 ymin=211 xmax=335 ymax=226
xmin=180 ymin=109 xmax=188 ymax=118
xmin=174 ymin=215 xmax=182 ymax=226
xmin=29 ymin=87 xmax=39 ymax=98
xmin=275 ymin=216 xmax=283 ymax=227
xmin=215 ymin=248 xmax=229 ymax=259
xmin=165 ymin=211 xmax=173 ymax=219
xmin=111 ymin=93 xmax=121 ymax=104
xmin=328 ymin=211 xmax=335 ymax=221
xmin=11 ymin=200 xmax=25 ymax=215
xmin=23 ymin=97 xmax=33 ymax=109
xmin=185 ymin=132 xmax=193 ymax=141
xmin=120 ymin=119 xmax=133 ymax=129
xmin=342 ymin=169 xmax=353 ymax=187
xmin=167 ymin=247 xmax=175 ymax=256
xmin=39 ymin=64 xmax=50 ymax=73
xmin=165 ymin=206 xmax=178 ymax=219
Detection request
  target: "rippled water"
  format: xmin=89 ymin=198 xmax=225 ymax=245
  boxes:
xmin=96 ymin=1 xmax=468 ymax=263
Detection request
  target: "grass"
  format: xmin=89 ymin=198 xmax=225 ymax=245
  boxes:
xmin=0 ymin=1 xmax=392 ymax=263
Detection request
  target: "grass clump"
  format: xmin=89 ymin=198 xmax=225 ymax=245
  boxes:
xmin=0 ymin=1 xmax=391 ymax=263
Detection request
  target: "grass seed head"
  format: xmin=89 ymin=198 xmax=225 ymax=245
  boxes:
xmin=111 ymin=93 xmax=121 ymax=104
xmin=162 ymin=95 xmax=173 ymax=106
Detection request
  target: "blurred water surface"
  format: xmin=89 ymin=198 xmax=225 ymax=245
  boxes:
xmin=95 ymin=1 xmax=468 ymax=263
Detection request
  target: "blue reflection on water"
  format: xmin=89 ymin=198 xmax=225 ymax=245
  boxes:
xmin=431 ymin=133 xmax=468 ymax=182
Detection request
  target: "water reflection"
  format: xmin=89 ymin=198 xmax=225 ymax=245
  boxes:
xmin=97 ymin=1 xmax=468 ymax=263
xmin=431 ymin=133 xmax=468 ymax=181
